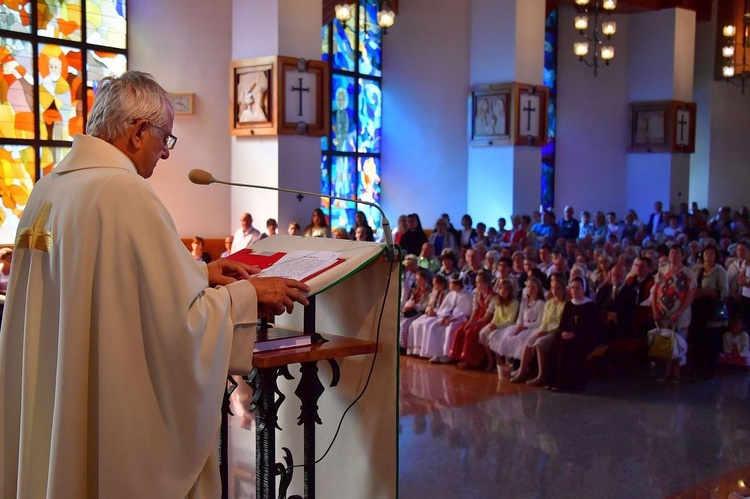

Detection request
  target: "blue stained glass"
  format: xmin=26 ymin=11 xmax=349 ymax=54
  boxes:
xmin=540 ymin=9 xmax=558 ymax=210
xmin=321 ymin=24 xmax=329 ymax=62
xmin=330 ymin=154 xmax=357 ymax=230
xmin=331 ymin=155 xmax=356 ymax=200
xmin=357 ymin=155 xmax=381 ymax=230
xmin=332 ymin=74 xmax=355 ymax=152
xmin=358 ymin=0 xmax=382 ymax=77
xmin=357 ymin=78 xmax=381 ymax=153
xmin=332 ymin=10 xmax=355 ymax=71
xmin=320 ymin=154 xmax=331 ymax=213
xmin=321 ymin=135 xmax=328 ymax=151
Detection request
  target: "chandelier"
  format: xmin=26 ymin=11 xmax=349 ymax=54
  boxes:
xmin=335 ymin=1 xmax=395 ymax=32
xmin=573 ymin=0 xmax=616 ymax=76
xmin=721 ymin=10 xmax=750 ymax=94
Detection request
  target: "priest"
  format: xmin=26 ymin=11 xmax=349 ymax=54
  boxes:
xmin=0 ymin=71 xmax=310 ymax=498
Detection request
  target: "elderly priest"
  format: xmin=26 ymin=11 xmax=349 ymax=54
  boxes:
xmin=0 ymin=71 xmax=309 ymax=498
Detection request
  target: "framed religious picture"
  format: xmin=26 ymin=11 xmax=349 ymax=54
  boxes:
xmin=277 ymin=56 xmax=329 ymax=136
xmin=628 ymin=101 xmax=696 ymax=153
xmin=470 ymin=84 xmax=512 ymax=145
xmin=514 ymin=84 xmax=549 ymax=147
xmin=470 ymin=82 xmax=549 ymax=147
xmin=230 ymin=56 xmax=276 ymax=136
xmin=230 ymin=56 xmax=329 ymax=137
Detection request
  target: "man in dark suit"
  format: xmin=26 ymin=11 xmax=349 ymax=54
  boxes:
xmin=646 ymin=201 xmax=667 ymax=236
xmin=595 ymin=264 xmax=637 ymax=343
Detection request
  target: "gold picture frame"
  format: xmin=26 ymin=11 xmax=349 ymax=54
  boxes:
xmin=628 ymin=100 xmax=696 ymax=153
xmin=230 ymin=56 xmax=329 ymax=137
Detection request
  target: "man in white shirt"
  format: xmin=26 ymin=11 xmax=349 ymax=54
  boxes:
xmin=230 ymin=212 xmax=262 ymax=253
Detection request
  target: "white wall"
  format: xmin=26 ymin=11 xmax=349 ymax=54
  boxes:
xmin=129 ymin=0 xmax=233 ymax=237
xmin=381 ymin=0 xmax=471 ymax=228
xmin=554 ymin=6 xmax=630 ymax=217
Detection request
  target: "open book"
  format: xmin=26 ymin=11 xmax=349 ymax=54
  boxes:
xmin=229 ymin=235 xmax=386 ymax=296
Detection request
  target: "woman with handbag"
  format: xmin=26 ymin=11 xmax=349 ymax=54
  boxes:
xmin=689 ymin=245 xmax=729 ymax=378
xmin=651 ymin=246 xmax=697 ymax=383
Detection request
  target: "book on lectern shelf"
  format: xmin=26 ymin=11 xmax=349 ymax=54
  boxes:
xmin=253 ymin=324 xmax=315 ymax=353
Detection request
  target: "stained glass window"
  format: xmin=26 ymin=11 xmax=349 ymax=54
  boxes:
xmin=541 ymin=9 xmax=558 ymax=211
xmin=322 ymin=0 xmax=383 ymax=234
xmin=0 ymin=1 xmax=32 ymax=34
xmin=0 ymin=0 xmax=127 ymax=243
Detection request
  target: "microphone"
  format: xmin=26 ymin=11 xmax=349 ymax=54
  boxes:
xmin=188 ymin=169 xmax=397 ymax=261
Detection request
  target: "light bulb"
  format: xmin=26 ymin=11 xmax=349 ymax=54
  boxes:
xmin=574 ymin=42 xmax=589 ymax=57
xmin=724 ymin=25 xmax=737 ymax=37
xmin=723 ymin=45 xmax=735 ymax=58
xmin=335 ymin=4 xmax=352 ymax=23
xmin=603 ymin=0 xmax=616 ymax=11
xmin=574 ymin=16 xmax=589 ymax=31
xmin=377 ymin=8 xmax=395 ymax=29
xmin=723 ymin=65 xmax=735 ymax=78
xmin=575 ymin=0 xmax=590 ymax=5
xmin=602 ymin=21 xmax=617 ymax=36
xmin=601 ymin=46 xmax=615 ymax=60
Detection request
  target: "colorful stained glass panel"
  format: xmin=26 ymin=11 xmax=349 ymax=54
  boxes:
xmin=86 ymin=49 xmax=126 ymax=122
xmin=321 ymin=24 xmax=329 ymax=63
xmin=329 ymin=155 xmax=356 ymax=229
xmin=0 ymin=144 xmax=35 ymax=244
xmin=37 ymin=0 xmax=83 ymax=41
xmin=320 ymin=154 xmax=330 ymax=199
xmin=358 ymin=0 xmax=382 ymax=77
xmin=86 ymin=0 xmax=127 ymax=49
xmin=332 ymin=9 xmax=355 ymax=72
xmin=357 ymin=78 xmax=381 ymax=153
xmin=38 ymin=43 xmax=82 ymax=141
xmin=357 ymin=155 xmax=381 ymax=230
xmin=0 ymin=1 xmax=32 ymax=33
xmin=332 ymin=74 xmax=355 ymax=153
xmin=40 ymin=145 xmax=70 ymax=176
xmin=0 ymin=37 xmax=35 ymax=139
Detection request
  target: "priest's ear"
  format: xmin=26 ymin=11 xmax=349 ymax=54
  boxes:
xmin=129 ymin=119 xmax=150 ymax=148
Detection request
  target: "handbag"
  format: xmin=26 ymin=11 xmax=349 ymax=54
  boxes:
xmin=711 ymin=300 xmax=729 ymax=322
xmin=648 ymin=327 xmax=675 ymax=360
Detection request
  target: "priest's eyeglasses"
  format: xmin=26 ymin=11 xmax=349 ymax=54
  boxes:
xmin=131 ymin=118 xmax=177 ymax=150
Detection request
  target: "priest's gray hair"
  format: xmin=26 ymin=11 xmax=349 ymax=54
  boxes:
xmin=86 ymin=71 xmax=172 ymax=142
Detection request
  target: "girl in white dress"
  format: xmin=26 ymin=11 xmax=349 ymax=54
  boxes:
xmin=490 ymin=277 xmax=545 ymax=373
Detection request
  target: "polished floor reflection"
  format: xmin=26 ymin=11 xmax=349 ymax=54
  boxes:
xmin=399 ymin=356 xmax=750 ymax=499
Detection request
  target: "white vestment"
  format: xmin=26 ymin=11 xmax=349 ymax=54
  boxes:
xmin=0 ymin=134 xmax=258 ymax=498
xmin=410 ymin=290 xmax=472 ymax=358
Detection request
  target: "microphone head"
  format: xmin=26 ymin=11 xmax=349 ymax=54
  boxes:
xmin=188 ymin=169 xmax=216 ymax=185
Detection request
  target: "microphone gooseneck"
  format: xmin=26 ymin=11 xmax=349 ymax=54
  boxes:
xmin=189 ymin=169 xmax=398 ymax=261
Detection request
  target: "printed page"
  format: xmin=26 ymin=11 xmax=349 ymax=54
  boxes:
xmin=257 ymin=250 xmax=341 ymax=281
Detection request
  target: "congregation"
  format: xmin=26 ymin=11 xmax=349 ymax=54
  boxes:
xmin=395 ymin=202 xmax=750 ymax=391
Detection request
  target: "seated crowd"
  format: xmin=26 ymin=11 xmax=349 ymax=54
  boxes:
xmin=397 ymin=202 xmax=750 ymax=391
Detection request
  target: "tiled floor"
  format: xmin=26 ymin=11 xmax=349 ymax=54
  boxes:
xmin=398 ymin=355 xmax=750 ymax=499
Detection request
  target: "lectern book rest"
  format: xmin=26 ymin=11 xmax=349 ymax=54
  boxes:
xmin=227 ymin=235 xmax=387 ymax=297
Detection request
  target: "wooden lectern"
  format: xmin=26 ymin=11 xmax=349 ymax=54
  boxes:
xmin=225 ymin=236 xmax=399 ymax=499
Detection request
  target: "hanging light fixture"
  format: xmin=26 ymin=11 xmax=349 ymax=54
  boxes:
xmin=721 ymin=9 xmax=750 ymax=93
xmin=335 ymin=2 xmax=395 ymax=33
xmin=377 ymin=1 xmax=396 ymax=32
xmin=334 ymin=3 xmax=353 ymax=23
xmin=573 ymin=0 xmax=616 ymax=77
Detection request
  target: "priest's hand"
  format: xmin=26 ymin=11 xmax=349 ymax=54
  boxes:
xmin=249 ymin=277 xmax=310 ymax=316
xmin=207 ymin=258 xmax=261 ymax=287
